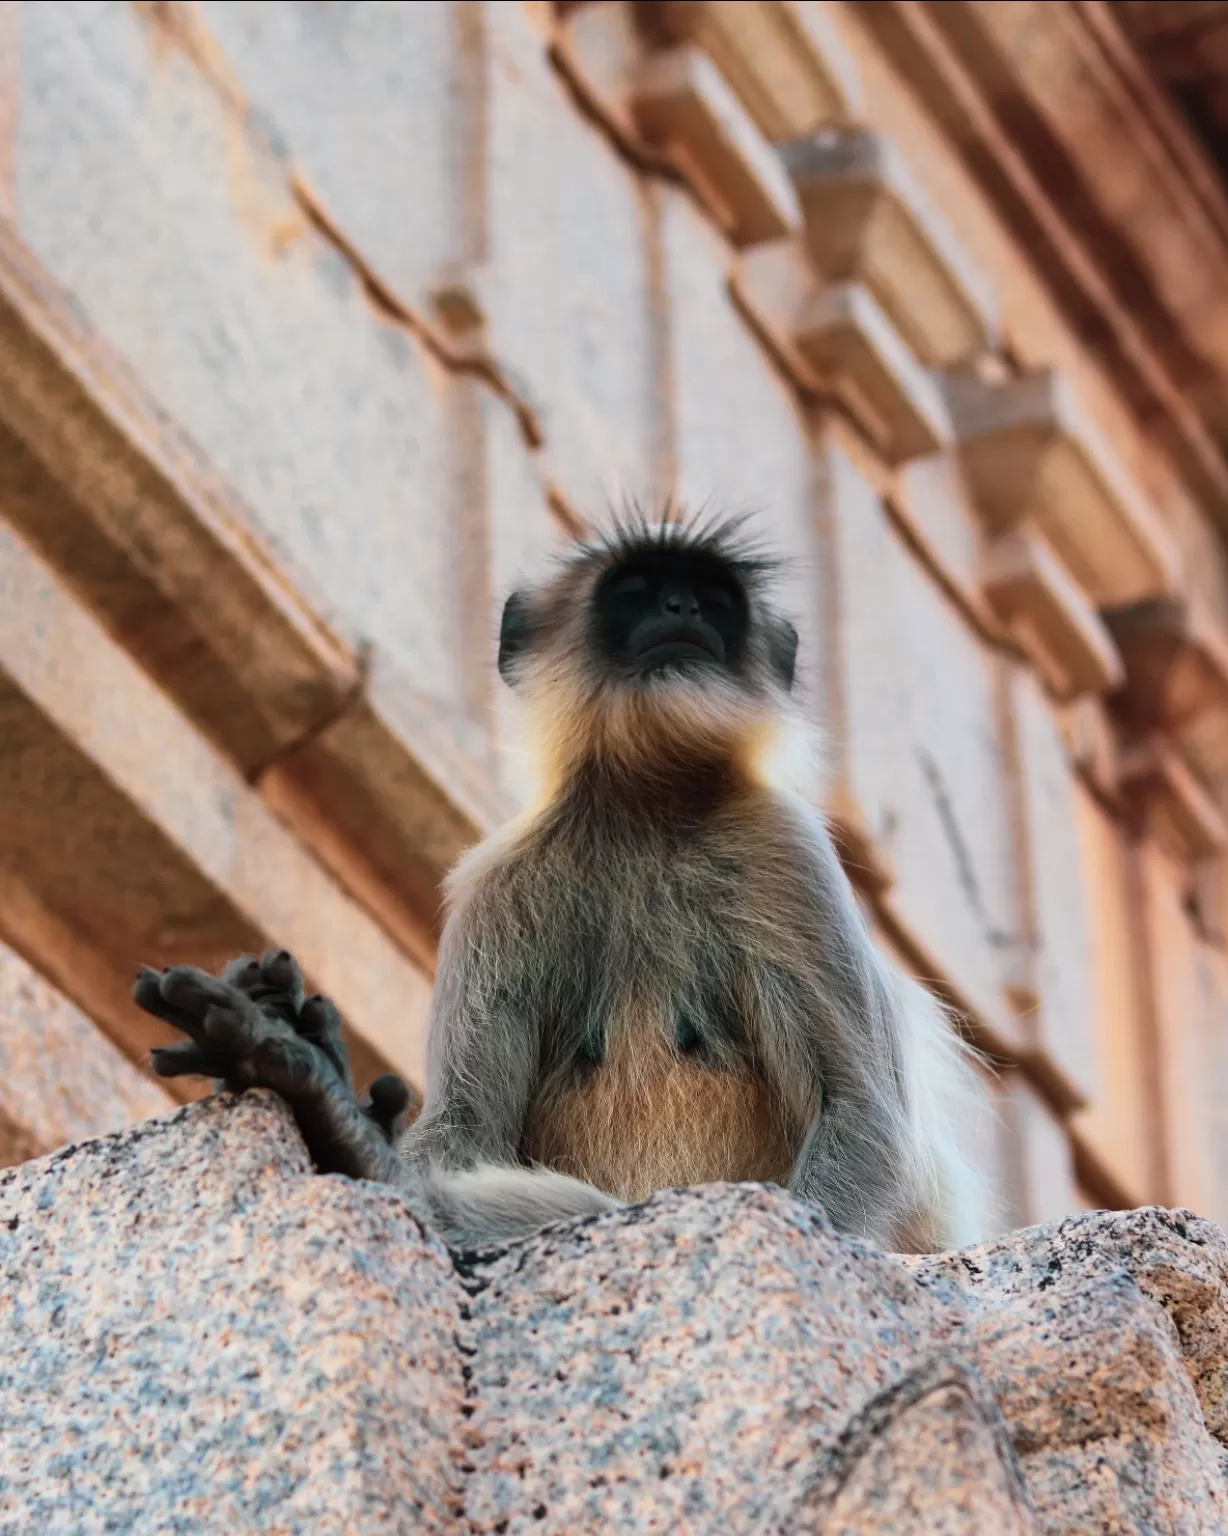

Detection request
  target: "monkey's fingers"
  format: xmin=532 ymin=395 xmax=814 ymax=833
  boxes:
xmin=361 ymin=1072 xmax=417 ymax=1141
xmin=200 ymin=1003 xmax=336 ymax=1103
xmin=297 ymin=993 xmax=350 ymax=1087
xmin=149 ymin=1041 xmax=232 ymax=1080
xmin=221 ymin=954 xmax=263 ymax=990
xmin=257 ymin=948 xmax=306 ymax=1011
xmin=132 ymin=969 xmax=210 ymax=1044
xmin=157 ymin=966 xmax=239 ymax=1019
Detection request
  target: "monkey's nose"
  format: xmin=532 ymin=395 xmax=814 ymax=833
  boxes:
xmin=662 ymin=590 xmax=702 ymax=619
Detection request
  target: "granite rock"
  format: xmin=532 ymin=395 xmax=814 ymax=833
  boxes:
xmin=0 ymin=1093 xmax=464 ymax=1536
xmin=907 ymin=1209 xmax=1228 ymax=1532
xmin=458 ymin=1184 xmax=1021 ymax=1533
xmin=0 ymin=1093 xmax=1225 ymax=1533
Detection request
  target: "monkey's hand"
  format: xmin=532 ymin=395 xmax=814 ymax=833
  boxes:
xmin=132 ymin=949 xmax=416 ymax=1184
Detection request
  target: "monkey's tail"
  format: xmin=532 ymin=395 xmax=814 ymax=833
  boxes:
xmin=888 ymin=970 xmax=995 ymax=1252
xmin=406 ymin=1161 xmax=621 ymax=1250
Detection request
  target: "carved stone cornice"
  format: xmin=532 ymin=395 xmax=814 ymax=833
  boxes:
xmin=643 ymin=1 xmax=864 ymax=140
xmin=0 ymin=218 xmax=495 ymax=1036
xmin=1105 ymin=595 xmax=1228 ymax=781
xmin=984 ymin=528 xmax=1125 ymax=702
xmin=0 ymin=519 xmax=433 ymax=1092
xmin=945 ymin=367 xmax=1180 ymax=608
xmin=0 ymin=218 xmax=357 ymax=777
xmin=852 ymin=0 xmax=1228 ymax=527
xmin=780 ymin=127 xmax=999 ymax=368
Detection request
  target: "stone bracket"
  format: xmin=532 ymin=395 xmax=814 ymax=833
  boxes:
xmin=983 ymin=527 xmax=1125 ymax=702
xmin=796 ymin=280 xmax=953 ymax=464
xmin=642 ymin=0 xmax=864 ymax=141
xmin=1120 ymin=738 xmax=1228 ymax=863
xmin=781 ymin=126 xmax=1000 ymax=368
xmin=631 ymin=43 xmax=802 ymax=245
xmin=945 ymin=366 xmax=1180 ymax=608
xmin=1105 ymin=594 xmax=1228 ymax=784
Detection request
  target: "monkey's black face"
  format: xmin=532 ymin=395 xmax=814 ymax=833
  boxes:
xmin=593 ymin=550 xmax=749 ymax=681
xmin=496 ymin=524 xmax=800 ymax=696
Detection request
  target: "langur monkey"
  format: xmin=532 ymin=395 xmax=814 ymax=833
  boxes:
xmin=134 ymin=513 xmax=986 ymax=1253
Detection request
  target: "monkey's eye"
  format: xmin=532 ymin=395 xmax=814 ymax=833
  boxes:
xmin=611 ymin=572 xmax=649 ymax=598
xmin=701 ymin=584 xmax=736 ymax=610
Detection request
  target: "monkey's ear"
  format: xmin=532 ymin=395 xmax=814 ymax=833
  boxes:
xmin=498 ymin=590 xmax=535 ymax=684
xmin=769 ymin=618 xmax=799 ymax=692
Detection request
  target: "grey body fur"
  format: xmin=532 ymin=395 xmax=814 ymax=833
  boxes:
xmin=135 ymin=513 xmax=984 ymax=1254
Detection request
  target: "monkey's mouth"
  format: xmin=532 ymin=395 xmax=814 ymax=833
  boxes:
xmin=628 ymin=620 xmax=726 ymax=674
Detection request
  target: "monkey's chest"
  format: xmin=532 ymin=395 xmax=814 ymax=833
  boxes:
xmin=520 ymin=1012 xmax=795 ymax=1202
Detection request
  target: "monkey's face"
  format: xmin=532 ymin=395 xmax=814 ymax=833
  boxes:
xmin=593 ymin=547 xmax=749 ymax=683
xmin=496 ymin=515 xmax=803 ymax=779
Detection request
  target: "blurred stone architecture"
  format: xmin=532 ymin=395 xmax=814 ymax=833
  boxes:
xmin=3 ymin=0 xmax=1228 ymax=1384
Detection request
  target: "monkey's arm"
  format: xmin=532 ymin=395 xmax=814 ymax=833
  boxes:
xmin=135 ymin=946 xmax=617 ymax=1249
xmin=133 ymin=951 xmax=417 ymax=1184
xmin=749 ymin=803 xmax=931 ymax=1249
xmin=397 ymin=898 xmax=621 ymax=1243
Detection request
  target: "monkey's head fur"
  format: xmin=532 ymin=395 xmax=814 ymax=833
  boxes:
xmin=497 ymin=511 xmax=809 ymax=799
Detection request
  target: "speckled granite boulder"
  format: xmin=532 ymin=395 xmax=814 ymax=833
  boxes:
xmin=458 ymin=1184 xmax=1033 ymax=1532
xmin=0 ymin=1093 xmax=1225 ymax=1534
xmin=907 ymin=1210 xmax=1228 ymax=1533
xmin=0 ymin=1093 xmax=464 ymax=1535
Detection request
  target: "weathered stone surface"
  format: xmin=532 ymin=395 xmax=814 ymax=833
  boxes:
xmin=0 ymin=1093 xmax=464 ymax=1535
xmin=460 ymin=1184 xmax=963 ymax=1532
xmin=1 ymin=1096 xmax=1226 ymax=1533
xmin=814 ymin=431 xmax=1022 ymax=1050
xmin=908 ymin=1207 xmax=1228 ymax=1532
xmin=14 ymin=0 xmax=480 ymax=721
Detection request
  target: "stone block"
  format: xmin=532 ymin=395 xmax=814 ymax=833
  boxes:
xmin=0 ymin=1093 xmax=464 ymax=1535
xmin=815 ymin=432 xmax=1022 ymax=1047
xmin=1009 ymin=666 xmax=1100 ymax=1106
xmin=14 ymin=0 xmax=479 ymax=727
xmin=1000 ymin=1072 xmax=1082 ymax=1228
xmin=1067 ymin=784 xmax=1155 ymax=1206
xmin=632 ymin=44 xmax=802 ymax=245
xmin=195 ymin=0 xmax=470 ymax=315
xmin=2 ymin=1097 xmax=1227 ymax=1532
xmin=1136 ymin=842 xmax=1228 ymax=1228
xmin=892 ymin=449 xmax=986 ymax=616
xmin=462 ymin=1 xmax=660 ymax=522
